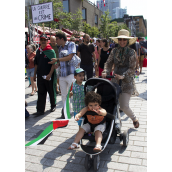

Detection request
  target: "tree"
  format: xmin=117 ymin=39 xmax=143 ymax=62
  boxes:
xmin=136 ymin=32 xmax=145 ymax=37
xmin=25 ymin=0 xmax=73 ymax=30
xmin=114 ymin=23 xmax=131 ymax=37
xmin=83 ymin=21 xmax=92 ymax=35
xmin=90 ymin=26 xmax=100 ymax=38
xmin=99 ymin=10 xmax=111 ymax=38
xmin=41 ymin=0 xmax=72 ymax=31
xmin=70 ymin=9 xmax=83 ymax=37
xmin=107 ymin=21 xmax=118 ymax=38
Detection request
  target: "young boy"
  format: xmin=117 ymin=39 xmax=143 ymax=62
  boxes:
xmin=69 ymin=68 xmax=86 ymax=128
xmin=68 ymin=91 xmax=107 ymax=152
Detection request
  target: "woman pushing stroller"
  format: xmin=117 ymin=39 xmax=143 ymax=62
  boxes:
xmin=68 ymin=91 xmax=109 ymax=152
xmin=102 ymin=29 xmax=139 ymax=128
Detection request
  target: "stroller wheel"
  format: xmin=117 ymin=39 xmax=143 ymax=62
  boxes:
xmin=93 ymin=155 xmax=100 ymax=171
xmin=84 ymin=154 xmax=92 ymax=170
xmin=123 ymin=129 xmax=129 ymax=147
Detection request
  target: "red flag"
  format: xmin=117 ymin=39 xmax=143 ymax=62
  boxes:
xmin=103 ymin=0 xmax=105 ymax=7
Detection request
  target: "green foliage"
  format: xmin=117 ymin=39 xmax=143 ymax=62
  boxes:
xmin=41 ymin=0 xmax=72 ymax=30
xmin=83 ymin=21 xmax=92 ymax=35
xmin=90 ymin=26 xmax=100 ymax=38
xmin=99 ymin=10 xmax=111 ymax=38
xmin=99 ymin=10 xmax=131 ymax=38
xmin=70 ymin=9 xmax=83 ymax=37
xmin=136 ymin=32 xmax=145 ymax=37
xmin=107 ymin=21 xmax=118 ymax=38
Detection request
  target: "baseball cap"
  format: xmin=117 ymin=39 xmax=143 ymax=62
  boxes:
xmin=40 ymin=34 xmax=48 ymax=40
xmin=74 ymin=68 xmax=85 ymax=76
xmin=79 ymin=37 xmax=82 ymax=40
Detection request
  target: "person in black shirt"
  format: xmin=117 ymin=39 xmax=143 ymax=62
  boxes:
xmin=77 ymin=34 xmax=97 ymax=80
xmin=98 ymin=38 xmax=112 ymax=80
xmin=33 ymin=34 xmax=57 ymax=116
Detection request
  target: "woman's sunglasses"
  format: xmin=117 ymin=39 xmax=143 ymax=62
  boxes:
xmin=118 ymin=38 xmax=128 ymax=41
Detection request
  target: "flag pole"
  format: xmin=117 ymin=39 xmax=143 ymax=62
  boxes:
xmin=43 ymin=23 xmax=45 ymax=34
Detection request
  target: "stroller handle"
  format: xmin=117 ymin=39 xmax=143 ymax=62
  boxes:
xmin=99 ymin=75 xmax=122 ymax=86
xmin=99 ymin=75 xmax=115 ymax=78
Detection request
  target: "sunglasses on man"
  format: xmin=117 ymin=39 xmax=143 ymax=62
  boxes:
xmin=40 ymin=38 xmax=47 ymax=41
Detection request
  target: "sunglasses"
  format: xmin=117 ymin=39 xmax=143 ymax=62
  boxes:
xmin=40 ymin=38 xmax=47 ymax=41
xmin=118 ymin=38 xmax=128 ymax=41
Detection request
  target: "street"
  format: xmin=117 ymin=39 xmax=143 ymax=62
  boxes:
xmin=25 ymin=67 xmax=147 ymax=172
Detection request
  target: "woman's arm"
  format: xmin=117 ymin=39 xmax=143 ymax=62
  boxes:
xmin=97 ymin=49 xmax=101 ymax=67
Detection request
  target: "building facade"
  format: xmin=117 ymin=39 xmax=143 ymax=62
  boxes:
xmin=26 ymin=0 xmax=103 ymax=28
xmin=97 ymin=0 xmax=121 ymax=20
xmin=96 ymin=0 xmax=126 ymax=20
xmin=62 ymin=0 xmax=103 ymax=27
xmin=132 ymin=15 xmax=147 ymax=36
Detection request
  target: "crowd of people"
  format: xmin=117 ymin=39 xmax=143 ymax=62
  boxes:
xmin=25 ymin=29 xmax=147 ymax=151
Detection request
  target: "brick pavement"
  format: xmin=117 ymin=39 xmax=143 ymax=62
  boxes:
xmin=25 ymin=67 xmax=147 ymax=172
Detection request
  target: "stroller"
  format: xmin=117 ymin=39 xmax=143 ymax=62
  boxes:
xmin=80 ymin=76 xmax=129 ymax=171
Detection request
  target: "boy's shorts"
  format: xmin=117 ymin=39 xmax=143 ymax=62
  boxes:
xmin=81 ymin=122 xmax=106 ymax=133
xmin=74 ymin=112 xmax=83 ymax=126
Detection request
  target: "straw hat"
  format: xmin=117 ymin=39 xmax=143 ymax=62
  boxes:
xmin=109 ymin=29 xmax=137 ymax=45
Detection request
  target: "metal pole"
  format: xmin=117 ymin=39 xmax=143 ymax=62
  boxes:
xmin=27 ymin=6 xmax=31 ymax=44
xmin=33 ymin=24 xmax=35 ymax=44
xmin=37 ymin=24 xmax=39 ymax=47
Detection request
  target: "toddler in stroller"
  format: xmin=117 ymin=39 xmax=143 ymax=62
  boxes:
xmin=67 ymin=77 xmax=130 ymax=171
xmin=68 ymin=91 xmax=113 ymax=152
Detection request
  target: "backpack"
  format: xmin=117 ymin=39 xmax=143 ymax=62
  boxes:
xmin=67 ymin=42 xmax=81 ymax=68
xmin=87 ymin=114 xmax=105 ymax=125
xmin=86 ymin=108 xmax=105 ymax=125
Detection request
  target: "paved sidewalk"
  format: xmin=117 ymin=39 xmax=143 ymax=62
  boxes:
xmin=25 ymin=68 xmax=147 ymax=172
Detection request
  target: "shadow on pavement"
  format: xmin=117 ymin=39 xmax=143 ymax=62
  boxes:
xmin=39 ymin=130 xmax=131 ymax=172
xmin=138 ymin=90 xmax=147 ymax=100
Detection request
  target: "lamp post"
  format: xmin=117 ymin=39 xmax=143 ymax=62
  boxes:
xmin=25 ymin=0 xmax=39 ymax=44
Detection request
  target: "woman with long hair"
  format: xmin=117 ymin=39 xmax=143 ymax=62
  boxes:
xmin=98 ymin=38 xmax=113 ymax=79
xmin=26 ymin=45 xmax=37 ymax=96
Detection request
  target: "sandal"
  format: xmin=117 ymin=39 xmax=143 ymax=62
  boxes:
xmin=67 ymin=142 xmax=80 ymax=150
xmin=133 ymin=120 xmax=139 ymax=128
xmin=93 ymin=145 xmax=102 ymax=152
xmin=30 ymin=92 xmax=35 ymax=96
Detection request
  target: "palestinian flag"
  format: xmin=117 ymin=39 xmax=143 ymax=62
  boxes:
xmin=40 ymin=44 xmax=57 ymax=104
xmin=62 ymin=83 xmax=73 ymax=119
xmin=25 ymin=120 xmax=69 ymax=146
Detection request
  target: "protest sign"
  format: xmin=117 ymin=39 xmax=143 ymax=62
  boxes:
xmin=31 ymin=2 xmax=53 ymax=24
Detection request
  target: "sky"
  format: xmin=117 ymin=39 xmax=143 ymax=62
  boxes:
xmin=90 ymin=0 xmax=147 ymax=20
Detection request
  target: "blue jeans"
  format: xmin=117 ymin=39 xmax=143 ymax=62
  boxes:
xmin=74 ymin=111 xmax=83 ymax=126
xmin=26 ymin=68 xmax=35 ymax=77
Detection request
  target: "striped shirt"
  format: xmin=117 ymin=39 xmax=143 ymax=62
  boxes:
xmin=58 ymin=41 xmax=76 ymax=77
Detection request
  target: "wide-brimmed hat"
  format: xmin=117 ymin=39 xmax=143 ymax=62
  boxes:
xmin=109 ymin=29 xmax=137 ymax=45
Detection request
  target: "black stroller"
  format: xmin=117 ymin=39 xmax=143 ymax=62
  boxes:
xmin=80 ymin=76 xmax=129 ymax=171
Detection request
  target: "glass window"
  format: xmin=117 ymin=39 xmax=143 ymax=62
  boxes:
xmin=95 ymin=15 xmax=98 ymax=24
xmin=82 ymin=8 xmax=86 ymax=20
xmin=63 ymin=0 xmax=69 ymax=13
